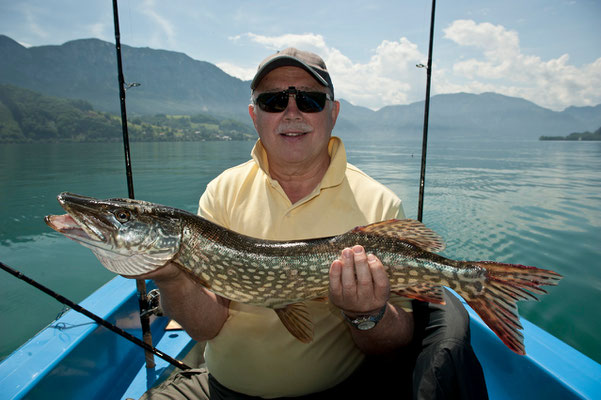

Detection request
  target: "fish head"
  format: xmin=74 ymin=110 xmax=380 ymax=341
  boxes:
xmin=45 ymin=192 xmax=182 ymax=276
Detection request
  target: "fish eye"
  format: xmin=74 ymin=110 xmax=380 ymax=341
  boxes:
xmin=114 ymin=209 xmax=131 ymax=223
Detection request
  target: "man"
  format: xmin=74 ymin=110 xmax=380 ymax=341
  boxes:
xmin=140 ymin=48 xmax=487 ymax=399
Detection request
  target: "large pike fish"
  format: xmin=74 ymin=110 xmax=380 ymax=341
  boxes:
xmin=46 ymin=192 xmax=561 ymax=355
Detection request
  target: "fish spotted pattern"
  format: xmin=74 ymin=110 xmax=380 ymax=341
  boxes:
xmin=45 ymin=192 xmax=561 ymax=355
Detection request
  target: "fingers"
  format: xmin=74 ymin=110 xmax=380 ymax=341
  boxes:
xmin=329 ymin=245 xmax=390 ymax=314
xmin=329 ymin=259 xmax=343 ymax=300
xmin=353 ymin=246 xmax=374 ymax=300
xmin=341 ymin=247 xmax=362 ymax=300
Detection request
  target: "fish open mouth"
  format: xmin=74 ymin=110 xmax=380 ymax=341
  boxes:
xmin=45 ymin=212 xmax=106 ymax=245
xmin=45 ymin=192 xmax=114 ymax=245
xmin=45 ymin=192 xmax=182 ymax=276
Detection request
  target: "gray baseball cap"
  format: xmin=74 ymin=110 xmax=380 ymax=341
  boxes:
xmin=250 ymin=47 xmax=334 ymax=97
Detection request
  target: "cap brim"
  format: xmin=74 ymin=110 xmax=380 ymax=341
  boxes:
xmin=250 ymin=55 xmax=329 ymax=90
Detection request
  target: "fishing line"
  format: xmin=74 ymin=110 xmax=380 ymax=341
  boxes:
xmin=125 ymin=0 xmax=135 ymax=46
xmin=0 ymin=260 xmax=192 ymax=371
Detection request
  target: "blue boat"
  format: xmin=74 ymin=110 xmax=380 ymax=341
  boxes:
xmin=1 ymin=1 xmax=600 ymax=397
xmin=1 ymin=275 xmax=600 ymax=399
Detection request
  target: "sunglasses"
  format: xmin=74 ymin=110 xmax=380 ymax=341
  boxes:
xmin=254 ymin=86 xmax=333 ymax=113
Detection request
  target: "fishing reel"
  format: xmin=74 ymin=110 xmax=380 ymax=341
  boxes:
xmin=140 ymin=288 xmax=163 ymax=317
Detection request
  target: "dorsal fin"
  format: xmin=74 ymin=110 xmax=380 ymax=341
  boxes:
xmin=393 ymin=284 xmax=446 ymax=304
xmin=352 ymin=219 xmax=445 ymax=252
xmin=274 ymin=302 xmax=314 ymax=343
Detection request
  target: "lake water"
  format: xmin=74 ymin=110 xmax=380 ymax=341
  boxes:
xmin=1 ymin=135 xmax=600 ymax=364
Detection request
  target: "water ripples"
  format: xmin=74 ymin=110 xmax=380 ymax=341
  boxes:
xmin=345 ymin=137 xmax=601 ymax=362
xmin=1 ymin=137 xmax=601 ymax=362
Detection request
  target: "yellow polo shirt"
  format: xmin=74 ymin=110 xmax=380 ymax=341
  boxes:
xmin=197 ymin=136 xmax=410 ymax=398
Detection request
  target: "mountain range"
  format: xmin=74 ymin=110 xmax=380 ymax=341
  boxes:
xmin=1 ymin=34 xmax=600 ymax=140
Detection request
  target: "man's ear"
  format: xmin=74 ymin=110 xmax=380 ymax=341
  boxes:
xmin=330 ymin=100 xmax=341 ymax=129
xmin=248 ymin=104 xmax=259 ymax=130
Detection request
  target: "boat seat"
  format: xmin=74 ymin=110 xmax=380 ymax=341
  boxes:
xmin=120 ymin=327 xmax=197 ymax=399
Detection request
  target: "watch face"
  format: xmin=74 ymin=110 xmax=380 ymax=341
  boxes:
xmin=357 ymin=320 xmax=376 ymax=330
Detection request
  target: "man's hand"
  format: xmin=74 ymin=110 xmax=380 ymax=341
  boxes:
xmin=328 ymin=245 xmax=390 ymax=316
xmin=329 ymin=245 xmax=413 ymax=354
xmin=129 ymin=261 xmax=230 ymax=341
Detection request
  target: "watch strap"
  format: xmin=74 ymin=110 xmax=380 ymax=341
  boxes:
xmin=342 ymin=304 xmax=387 ymax=330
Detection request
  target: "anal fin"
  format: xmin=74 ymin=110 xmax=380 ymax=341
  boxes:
xmin=274 ymin=302 xmax=314 ymax=343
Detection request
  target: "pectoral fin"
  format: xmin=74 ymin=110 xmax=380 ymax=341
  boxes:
xmin=274 ymin=302 xmax=314 ymax=343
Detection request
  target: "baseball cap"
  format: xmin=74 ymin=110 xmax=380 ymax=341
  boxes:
xmin=250 ymin=47 xmax=334 ymax=97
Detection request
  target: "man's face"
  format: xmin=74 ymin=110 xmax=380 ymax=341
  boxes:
xmin=249 ymin=66 xmax=340 ymax=172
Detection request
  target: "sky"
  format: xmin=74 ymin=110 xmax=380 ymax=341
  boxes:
xmin=1 ymin=0 xmax=600 ymax=111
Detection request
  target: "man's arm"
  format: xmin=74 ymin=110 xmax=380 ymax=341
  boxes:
xmin=329 ymin=245 xmax=414 ymax=354
xmin=133 ymin=262 xmax=230 ymax=341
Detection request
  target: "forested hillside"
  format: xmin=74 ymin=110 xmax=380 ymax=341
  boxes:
xmin=2 ymin=35 xmax=600 ymax=140
xmin=0 ymin=84 xmax=255 ymax=143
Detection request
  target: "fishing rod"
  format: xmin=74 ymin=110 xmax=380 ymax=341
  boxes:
xmin=112 ymin=0 xmax=155 ymax=369
xmin=112 ymin=0 xmax=135 ymax=200
xmin=0 ymin=261 xmax=191 ymax=371
xmin=417 ymin=0 xmax=436 ymax=223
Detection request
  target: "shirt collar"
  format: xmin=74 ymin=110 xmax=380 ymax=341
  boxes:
xmin=251 ymin=136 xmax=347 ymax=189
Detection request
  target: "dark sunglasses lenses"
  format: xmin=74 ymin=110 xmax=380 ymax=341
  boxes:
xmin=256 ymin=91 xmax=328 ymax=113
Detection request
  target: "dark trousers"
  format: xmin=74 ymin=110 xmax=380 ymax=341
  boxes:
xmin=141 ymin=289 xmax=488 ymax=400
xmin=409 ymin=289 xmax=489 ymax=399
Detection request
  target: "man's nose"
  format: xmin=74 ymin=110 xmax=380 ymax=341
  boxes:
xmin=283 ymin=94 xmax=302 ymax=119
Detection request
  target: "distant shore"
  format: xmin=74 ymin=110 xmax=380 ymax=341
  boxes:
xmin=540 ymin=127 xmax=601 ymax=141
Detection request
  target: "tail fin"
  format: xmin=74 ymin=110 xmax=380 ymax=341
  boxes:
xmin=465 ymin=261 xmax=562 ymax=355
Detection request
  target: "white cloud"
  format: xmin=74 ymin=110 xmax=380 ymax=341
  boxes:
xmin=441 ymin=19 xmax=601 ymax=110
xmin=17 ymin=40 xmax=33 ymax=48
xmin=216 ymin=62 xmax=256 ymax=81
xmin=244 ymin=33 xmax=328 ymax=53
xmin=139 ymin=0 xmax=177 ymax=49
xmin=229 ymin=33 xmax=427 ymax=110
xmin=329 ymin=38 xmax=426 ymax=108
xmin=444 ymin=19 xmax=520 ymax=59
xmin=223 ymin=23 xmax=601 ymax=111
xmin=21 ymin=4 xmax=48 ymax=40
xmin=87 ymin=23 xmax=107 ymax=40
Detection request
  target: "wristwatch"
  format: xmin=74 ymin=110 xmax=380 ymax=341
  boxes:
xmin=342 ymin=304 xmax=387 ymax=330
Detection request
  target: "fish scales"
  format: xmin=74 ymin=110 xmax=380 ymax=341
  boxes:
xmin=45 ymin=192 xmax=562 ymax=355
xmin=176 ymin=219 xmax=472 ymax=309
xmin=178 ymin=218 xmax=340 ymax=307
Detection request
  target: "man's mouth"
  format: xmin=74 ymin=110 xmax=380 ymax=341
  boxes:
xmin=276 ymin=123 xmax=313 ymax=138
xmin=280 ymin=132 xmax=308 ymax=137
